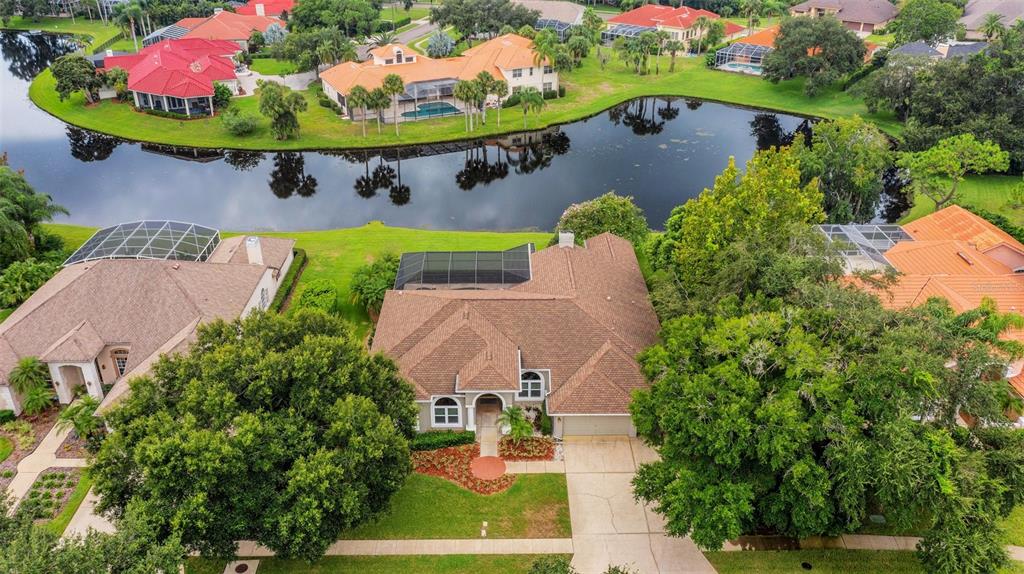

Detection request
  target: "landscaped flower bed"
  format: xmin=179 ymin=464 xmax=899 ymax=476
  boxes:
xmin=17 ymin=467 xmax=81 ymax=521
xmin=0 ymin=407 xmax=61 ymax=490
xmin=498 ymin=436 xmax=555 ymax=461
xmin=412 ymin=443 xmax=516 ymax=495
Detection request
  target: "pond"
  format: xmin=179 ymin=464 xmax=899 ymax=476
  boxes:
xmin=0 ymin=30 xmax=908 ymax=232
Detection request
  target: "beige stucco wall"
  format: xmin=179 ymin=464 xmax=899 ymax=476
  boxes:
xmin=500 ymin=65 xmax=559 ymax=94
xmin=96 ymin=345 xmax=131 ymax=384
xmin=242 ymin=268 xmax=283 ymax=316
xmin=556 ymin=415 xmax=637 ymax=438
xmin=0 ymin=386 xmax=19 ymax=415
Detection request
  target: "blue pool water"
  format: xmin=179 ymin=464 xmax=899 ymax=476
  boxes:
xmin=401 ymin=101 xmax=461 ymax=119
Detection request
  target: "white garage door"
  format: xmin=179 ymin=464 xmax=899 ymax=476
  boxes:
xmin=561 ymin=416 xmax=636 ymax=437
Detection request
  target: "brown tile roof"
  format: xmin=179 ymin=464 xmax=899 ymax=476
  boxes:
xmin=903 ymin=205 xmax=1024 ymax=254
xmin=789 ymin=0 xmax=897 ymax=24
xmin=371 ymin=233 xmax=660 ymax=415
xmin=209 ymin=235 xmax=294 ymax=270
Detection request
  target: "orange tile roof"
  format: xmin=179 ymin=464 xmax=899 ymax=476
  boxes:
xmin=903 ymin=204 xmax=1024 ymax=254
xmin=734 ymin=25 xmax=779 ymax=47
xmin=180 ymin=11 xmax=283 ymax=42
xmin=884 ymin=240 xmax=1013 ymax=276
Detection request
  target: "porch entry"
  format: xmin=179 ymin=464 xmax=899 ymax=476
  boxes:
xmin=475 ymin=394 xmax=503 ymax=457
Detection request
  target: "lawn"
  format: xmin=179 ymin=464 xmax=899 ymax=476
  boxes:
xmin=379 ymin=6 xmax=431 ymax=21
xmin=705 ymin=550 xmax=925 ymax=574
xmin=250 ymin=57 xmax=299 ymax=75
xmin=104 ymin=37 xmax=141 ymax=53
xmin=0 ymin=436 xmax=12 ymax=463
xmin=43 ymin=221 xmax=550 ymax=337
xmin=899 ymin=175 xmax=1024 ymax=225
xmin=0 ymin=16 xmax=121 ymax=52
xmin=29 ymin=47 xmax=899 ymax=151
xmin=188 ymin=555 xmax=565 ymax=574
xmin=342 ymin=473 xmax=570 ymax=539
xmin=0 ymin=309 xmax=12 ymax=323
xmin=1002 ymin=506 xmax=1024 ymax=547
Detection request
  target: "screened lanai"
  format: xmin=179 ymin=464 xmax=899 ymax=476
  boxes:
xmin=64 ymin=221 xmax=221 ymax=266
xmin=394 ymin=244 xmax=535 ymax=289
xmin=536 ymin=19 xmax=575 ymax=41
xmin=601 ymin=24 xmax=657 ymax=43
xmin=715 ymin=42 xmax=773 ymax=74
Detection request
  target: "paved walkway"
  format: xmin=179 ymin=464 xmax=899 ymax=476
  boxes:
xmin=64 ymin=488 xmax=116 ymax=537
xmin=563 ymin=437 xmax=715 ymax=574
xmin=237 ymin=69 xmax=319 ymax=95
xmin=5 ymin=422 xmax=88 ymax=509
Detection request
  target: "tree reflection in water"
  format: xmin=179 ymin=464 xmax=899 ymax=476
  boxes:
xmin=609 ymin=98 xmax=665 ymax=136
xmin=456 ymin=142 xmax=509 ymax=191
xmin=66 ymin=127 xmax=121 ymax=162
xmin=0 ymin=30 xmax=76 ymax=81
xmin=389 ymin=149 xmax=411 ymax=206
xmin=657 ymin=97 xmax=680 ymax=122
xmin=269 ymin=152 xmax=318 ymax=198
xmin=223 ymin=150 xmax=266 ymax=171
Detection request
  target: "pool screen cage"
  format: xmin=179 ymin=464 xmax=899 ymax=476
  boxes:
xmin=394 ymin=244 xmax=535 ymax=290
xmin=818 ymin=224 xmax=914 ymax=269
xmin=64 ymin=220 xmax=221 ymax=266
xmin=535 ymin=19 xmax=575 ymax=41
xmin=715 ymin=43 xmax=773 ymax=68
xmin=601 ymin=24 xmax=658 ymax=43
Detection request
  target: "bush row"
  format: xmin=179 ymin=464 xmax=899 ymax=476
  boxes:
xmin=410 ymin=430 xmax=476 ymax=451
xmin=270 ymin=248 xmax=307 ymax=312
xmin=502 ymin=86 xmax=566 ymax=108
xmin=376 ymin=16 xmax=412 ymax=32
xmin=139 ymin=108 xmax=202 ymax=121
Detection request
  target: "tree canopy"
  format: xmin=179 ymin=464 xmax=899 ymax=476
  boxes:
xmin=289 ymin=0 xmax=379 ymax=35
xmin=50 ymin=54 xmax=100 ymax=103
xmin=897 ymin=134 xmax=1010 ymax=211
xmin=0 ymin=160 xmax=67 ymax=270
xmin=762 ymin=16 xmax=866 ymax=96
xmin=892 ymin=0 xmax=962 ymax=46
xmin=430 ymin=0 xmax=540 ymax=41
xmin=91 ymin=310 xmax=417 ymax=562
xmin=551 ymin=192 xmax=649 ymax=248
xmin=257 ymin=81 xmax=309 ymax=140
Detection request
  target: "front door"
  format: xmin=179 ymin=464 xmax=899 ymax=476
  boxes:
xmin=476 ymin=395 xmax=501 ymax=429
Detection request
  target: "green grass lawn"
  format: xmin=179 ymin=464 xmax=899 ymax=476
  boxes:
xmin=899 ymin=175 xmax=1024 ymax=225
xmin=0 ymin=16 xmax=121 ymax=52
xmin=104 ymin=37 xmax=140 ymax=53
xmin=705 ymin=550 xmax=925 ymax=574
xmin=1001 ymin=506 xmax=1024 ymax=547
xmin=43 ymin=471 xmax=93 ymax=536
xmin=342 ymin=473 xmax=570 ymax=539
xmin=0 ymin=309 xmax=12 ymax=323
xmin=28 ymin=47 xmax=899 ymax=150
xmin=379 ymin=6 xmax=431 ymax=21
xmin=0 ymin=436 xmax=12 ymax=463
xmin=865 ymin=33 xmax=895 ymax=46
xmin=189 ymin=555 xmax=565 ymax=574
xmin=250 ymin=57 xmax=299 ymax=75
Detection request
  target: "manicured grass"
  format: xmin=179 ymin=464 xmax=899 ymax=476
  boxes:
xmin=250 ymin=57 xmax=299 ymax=75
xmin=0 ymin=16 xmax=121 ymax=52
xmin=0 ymin=309 xmax=12 ymax=323
xmin=104 ymin=37 xmax=140 ymax=53
xmin=865 ymin=33 xmax=895 ymax=46
xmin=342 ymin=473 xmax=571 ymax=539
xmin=899 ymin=175 xmax=1024 ymax=225
xmin=188 ymin=555 xmax=565 ymax=574
xmin=0 ymin=436 xmax=12 ymax=463
xmin=44 ymin=221 xmax=550 ymax=338
xmin=705 ymin=550 xmax=925 ymax=573
xmin=43 ymin=471 xmax=93 ymax=536
xmin=29 ymin=47 xmax=899 ymax=150
xmin=379 ymin=6 xmax=431 ymax=21
xmin=1001 ymin=506 xmax=1024 ymax=547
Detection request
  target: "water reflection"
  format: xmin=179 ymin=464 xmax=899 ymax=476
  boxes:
xmin=269 ymin=153 xmax=318 ymax=199
xmin=67 ymin=127 xmax=121 ymax=162
xmin=0 ymin=31 xmax=75 ymax=81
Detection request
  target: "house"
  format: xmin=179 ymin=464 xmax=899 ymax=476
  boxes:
xmin=960 ymin=0 xmax=1024 ymax=39
xmin=321 ymin=34 xmax=558 ymax=124
xmin=823 ymin=206 xmax=1024 ymax=416
xmin=714 ymin=23 xmax=878 ymax=74
xmin=143 ymin=10 xmax=284 ymax=49
xmin=370 ymin=232 xmax=660 ymax=438
xmin=602 ymin=4 xmax=725 ymax=45
xmin=788 ymin=0 xmax=897 ymax=36
xmin=514 ymin=0 xmax=584 ymax=41
xmin=0 ymin=221 xmax=295 ymax=416
xmin=99 ymin=39 xmax=243 ymax=116
xmin=236 ymin=0 xmax=294 ymax=17
xmin=889 ymin=40 xmax=989 ymax=60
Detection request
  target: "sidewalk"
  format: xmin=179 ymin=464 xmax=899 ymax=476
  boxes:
xmin=5 ymin=422 xmax=88 ymax=507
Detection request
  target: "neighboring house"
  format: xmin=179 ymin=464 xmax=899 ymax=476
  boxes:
xmin=321 ymin=34 xmax=558 ymax=124
xmin=960 ymin=0 xmax=1024 ymax=39
xmin=0 ymin=221 xmax=295 ymax=416
xmin=143 ymin=10 xmax=284 ymax=49
xmin=715 ymin=23 xmax=879 ymax=73
xmin=514 ymin=0 xmax=584 ymax=41
xmin=99 ymin=39 xmax=243 ymax=116
xmin=371 ymin=232 xmax=660 ymax=438
xmin=823 ymin=206 xmax=1024 ymax=420
xmin=789 ymin=0 xmax=897 ymax=36
xmin=890 ymin=40 xmax=989 ymax=59
xmin=236 ymin=0 xmax=294 ymax=17
xmin=602 ymin=4 xmax=726 ymax=45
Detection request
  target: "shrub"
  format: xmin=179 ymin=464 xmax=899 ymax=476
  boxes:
xmin=410 ymin=430 xmax=476 ymax=451
xmin=291 ymin=279 xmax=339 ymax=314
xmin=542 ymin=86 xmax=566 ymax=100
xmin=426 ymin=29 xmax=455 ymax=58
xmin=377 ymin=16 xmax=411 ymax=32
xmin=350 ymin=253 xmax=400 ymax=316
xmin=221 ymin=108 xmax=259 ymax=136
xmin=140 ymin=108 xmax=195 ymax=120
xmin=0 ymin=410 xmax=14 ymax=424
xmin=502 ymin=92 xmax=521 ymax=108
xmin=318 ymin=95 xmax=343 ymax=114
xmin=271 ymin=248 xmax=306 ymax=312
xmin=213 ymin=82 xmax=233 ymax=109
xmin=539 ymin=403 xmax=553 ymax=436
xmin=530 ymin=556 xmax=577 ymax=574
xmin=551 ymin=192 xmax=649 ymax=248
xmin=0 ymin=258 xmax=59 ymax=309
xmin=498 ymin=436 xmax=555 ymax=460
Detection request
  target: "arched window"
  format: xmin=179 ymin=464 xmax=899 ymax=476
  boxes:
xmin=433 ymin=397 xmax=461 ymax=427
xmin=519 ymin=371 xmax=543 ymax=399
xmin=111 ymin=349 xmax=130 ymax=377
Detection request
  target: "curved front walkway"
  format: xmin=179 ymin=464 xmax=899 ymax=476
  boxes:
xmin=5 ymin=422 xmax=88 ymax=509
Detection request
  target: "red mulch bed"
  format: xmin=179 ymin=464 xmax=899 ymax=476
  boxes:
xmin=498 ymin=436 xmax=556 ymax=461
xmin=412 ymin=443 xmax=516 ymax=495
xmin=55 ymin=432 xmax=88 ymax=459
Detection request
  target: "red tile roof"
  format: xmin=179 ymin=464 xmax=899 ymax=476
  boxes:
xmin=179 ymin=11 xmax=283 ymax=42
xmin=609 ymin=4 xmax=721 ymax=29
xmin=236 ymin=0 xmax=294 ymax=16
xmin=723 ymin=21 xmax=746 ymax=36
xmin=104 ymin=39 xmax=240 ymax=98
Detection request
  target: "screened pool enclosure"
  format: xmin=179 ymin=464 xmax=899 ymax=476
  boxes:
xmin=394 ymin=244 xmax=535 ymax=290
xmin=64 ymin=221 xmax=221 ymax=266
xmin=714 ymin=43 xmax=773 ymax=74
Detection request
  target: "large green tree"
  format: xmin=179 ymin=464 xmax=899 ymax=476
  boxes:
xmin=430 ymin=0 xmax=539 ymax=42
xmin=762 ymin=16 xmax=866 ymax=96
xmin=897 ymin=134 xmax=1010 ymax=210
xmin=795 ymin=116 xmax=892 ymax=224
xmin=551 ymin=192 xmax=649 ymax=248
xmin=289 ymin=0 xmax=379 ymax=35
xmin=50 ymin=54 xmax=101 ymax=104
xmin=0 ymin=162 xmax=67 ymax=270
xmin=893 ymin=0 xmax=962 ymax=46
xmin=91 ymin=310 xmax=417 ymax=561
xmin=257 ymin=80 xmax=309 ymax=140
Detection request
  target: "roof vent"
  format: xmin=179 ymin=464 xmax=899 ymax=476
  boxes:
xmin=956 ymin=251 xmax=974 ymax=265
xmin=558 ymin=231 xmax=575 ymax=249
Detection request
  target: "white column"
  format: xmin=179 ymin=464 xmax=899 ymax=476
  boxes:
xmin=132 ymin=90 xmax=140 ymax=107
xmin=466 ymin=404 xmax=476 ymax=431
xmin=208 ymin=96 xmax=214 ymax=116
xmin=184 ymin=97 xmax=191 ymax=117
xmin=83 ymin=362 xmax=104 ymax=401
xmin=162 ymin=95 xmax=168 ymax=111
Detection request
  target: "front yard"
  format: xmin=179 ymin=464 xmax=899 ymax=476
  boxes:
xmin=343 ymin=473 xmax=570 ymax=540
xmin=706 ymin=550 xmax=1024 ymax=574
xmin=188 ymin=554 xmax=566 ymax=574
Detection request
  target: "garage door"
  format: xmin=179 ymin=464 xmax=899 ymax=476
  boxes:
xmin=561 ymin=416 xmax=636 ymax=437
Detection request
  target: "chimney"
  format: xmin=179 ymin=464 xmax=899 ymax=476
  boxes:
xmin=105 ymin=49 xmax=113 ymax=56
xmin=255 ymin=3 xmax=264 ymax=16
xmin=558 ymin=231 xmax=575 ymax=248
xmin=213 ymin=7 xmax=223 ymax=13
xmin=245 ymin=236 xmax=264 ymax=265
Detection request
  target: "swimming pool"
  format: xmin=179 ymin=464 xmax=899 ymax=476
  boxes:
xmin=717 ymin=62 xmax=764 ymax=76
xmin=401 ymin=101 xmax=461 ymax=119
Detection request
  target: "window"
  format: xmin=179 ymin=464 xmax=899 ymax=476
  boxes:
xmin=433 ymin=397 xmax=461 ymax=426
xmin=259 ymin=287 xmax=269 ymax=310
xmin=529 ymin=67 xmax=534 ymax=76
xmin=385 ymin=58 xmax=394 ymax=64
xmin=543 ymin=65 xmax=553 ymax=74
xmin=167 ymin=96 xmax=184 ymax=109
xmin=543 ymin=82 xmax=552 ymax=92
xmin=519 ymin=371 xmax=543 ymax=399
xmin=395 ymin=50 xmax=403 ymax=61
xmin=111 ymin=350 xmax=129 ymax=377
xmin=512 ymin=68 xmax=523 ymax=78
xmin=405 ymin=56 xmax=414 ymax=62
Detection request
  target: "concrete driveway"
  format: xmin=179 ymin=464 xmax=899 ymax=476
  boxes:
xmin=564 ymin=437 xmax=715 ymax=574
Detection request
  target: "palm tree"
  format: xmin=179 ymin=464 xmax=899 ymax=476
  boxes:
xmin=653 ymin=29 xmax=669 ymax=74
xmin=21 ymin=385 xmax=54 ymax=417
xmin=739 ymin=0 xmax=764 ymax=36
xmin=693 ymin=15 xmax=711 ymax=55
xmin=9 ymin=357 xmax=49 ymax=395
xmin=56 ymin=396 xmax=101 ymax=440
xmin=475 ymin=71 xmax=495 ymax=125
xmin=348 ymin=85 xmax=370 ymax=137
xmin=382 ymin=74 xmax=404 ymax=136
xmin=518 ymin=86 xmax=545 ymax=129
xmin=665 ymin=39 xmax=684 ymax=72
xmin=453 ymin=80 xmax=475 ymax=131
xmin=368 ymin=30 xmax=397 ymax=48
xmin=492 ymin=79 xmax=508 ymax=126
xmin=114 ymin=1 xmax=144 ymax=52
xmin=368 ymin=87 xmax=389 ymax=134
xmin=982 ymin=13 xmax=1004 ymax=41
xmin=497 ymin=406 xmax=532 ymax=443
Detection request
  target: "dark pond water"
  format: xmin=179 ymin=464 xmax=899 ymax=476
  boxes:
xmin=0 ymin=30 xmax=906 ymax=231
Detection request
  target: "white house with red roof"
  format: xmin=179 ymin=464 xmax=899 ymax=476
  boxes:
xmin=236 ymin=0 xmax=294 ymax=17
xmin=143 ymin=10 xmax=284 ymax=50
xmin=603 ymin=4 xmax=741 ymax=46
xmin=101 ymin=39 xmax=242 ymax=117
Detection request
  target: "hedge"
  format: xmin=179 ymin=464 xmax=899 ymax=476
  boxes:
xmin=0 ymin=410 xmax=14 ymax=424
xmin=270 ymin=248 xmax=306 ymax=312
xmin=139 ymin=108 xmax=204 ymax=120
xmin=377 ymin=16 xmax=411 ymax=32
xmin=410 ymin=430 xmax=476 ymax=451
xmin=961 ymin=205 xmax=1024 ymax=245
xmin=502 ymin=86 xmax=566 ymax=108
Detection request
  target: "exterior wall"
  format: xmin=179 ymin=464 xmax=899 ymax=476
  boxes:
xmin=242 ymin=268 xmax=280 ymax=316
xmin=0 ymin=386 xmax=20 ymax=415
xmin=501 ymin=65 xmax=559 ymax=94
xmin=277 ymin=249 xmax=295 ymax=286
xmin=96 ymin=345 xmax=131 ymax=384
xmin=48 ymin=361 xmax=104 ymax=404
xmin=555 ymin=415 xmax=637 ymax=438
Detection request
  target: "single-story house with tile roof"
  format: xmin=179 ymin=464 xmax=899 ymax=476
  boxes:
xmin=602 ymin=4 xmax=727 ymax=45
xmin=0 ymin=221 xmax=295 ymax=416
xmin=321 ymin=34 xmax=557 ymax=123
xmin=823 ymin=206 xmax=1024 ymax=422
xmin=890 ymin=40 xmax=990 ymax=60
xmin=144 ymin=9 xmax=284 ymax=50
xmin=100 ymin=39 xmax=243 ymax=116
xmin=960 ymin=0 xmax=1024 ymax=40
xmin=789 ymin=0 xmax=897 ymax=36
xmin=370 ymin=232 xmax=660 ymax=438
xmin=715 ymin=23 xmax=879 ymax=73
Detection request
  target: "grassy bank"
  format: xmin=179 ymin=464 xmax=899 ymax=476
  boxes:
xmin=29 ymin=48 xmax=899 ymax=151
xmin=900 ymin=175 xmax=1024 ymax=226
xmin=188 ymin=555 xmax=566 ymax=574
xmin=1 ymin=16 xmax=120 ymax=52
